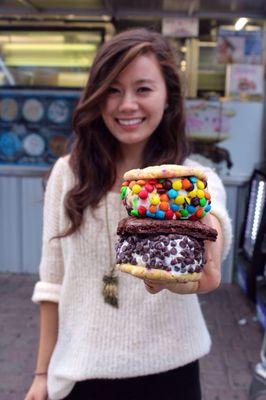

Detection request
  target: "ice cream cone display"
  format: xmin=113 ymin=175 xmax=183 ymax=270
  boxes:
xmin=116 ymin=165 xmax=218 ymax=282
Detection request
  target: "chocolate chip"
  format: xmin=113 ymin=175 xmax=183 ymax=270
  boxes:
xmin=170 ymin=247 xmax=177 ymax=255
xmin=179 ymin=240 xmax=187 ymax=249
xmin=155 ymin=242 xmax=163 ymax=250
xmin=162 ymin=237 xmax=170 ymax=245
xmin=170 ymin=241 xmax=177 ymax=247
xmin=142 ymin=254 xmax=149 ymax=262
xmin=171 ymin=258 xmax=177 ymax=266
xmin=174 ymin=266 xmax=180 ymax=272
xmin=188 ymin=267 xmax=194 ymax=273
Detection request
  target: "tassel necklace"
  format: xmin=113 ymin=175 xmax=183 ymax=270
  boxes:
xmin=102 ymin=195 xmax=119 ymax=308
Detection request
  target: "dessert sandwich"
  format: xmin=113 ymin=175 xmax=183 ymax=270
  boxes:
xmin=115 ymin=165 xmax=218 ymax=283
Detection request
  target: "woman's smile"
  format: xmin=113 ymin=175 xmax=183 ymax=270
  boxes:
xmin=115 ymin=117 xmax=146 ymax=129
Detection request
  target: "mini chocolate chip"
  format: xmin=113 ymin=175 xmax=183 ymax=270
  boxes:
xmin=164 ymin=251 xmax=170 ymax=257
xmin=142 ymin=254 xmax=149 ymax=262
xmin=162 ymin=237 xmax=170 ymax=245
xmin=188 ymin=267 xmax=194 ymax=273
xmin=171 ymin=259 xmax=177 ymax=266
xmin=174 ymin=266 xmax=180 ymax=272
xmin=179 ymin=240 xmax=187 ymax=249
xmin=170 ymin=241 xmax=177 ymax=247
xmin=170 ymin=247 xmax=177 ymax=255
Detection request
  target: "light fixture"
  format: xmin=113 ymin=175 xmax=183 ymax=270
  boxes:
xmin=235 ymin=17 xmax=248 ymax=31
xmin=2 ymin=43 xmax=97 ymax=52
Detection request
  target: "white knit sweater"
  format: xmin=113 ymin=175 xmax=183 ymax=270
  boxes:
xmin=32 ymin=156 xmax=232 ymax=400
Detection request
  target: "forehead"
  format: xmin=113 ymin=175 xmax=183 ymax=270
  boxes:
xmin=114 ymin=53 xmax=165 ymax=84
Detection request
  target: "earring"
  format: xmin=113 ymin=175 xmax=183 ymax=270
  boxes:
xmin=164 ymin=103 xmax=169 ymax=110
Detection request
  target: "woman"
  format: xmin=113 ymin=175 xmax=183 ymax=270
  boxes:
xmin=25 ymin=28 xmax=232 ymax=400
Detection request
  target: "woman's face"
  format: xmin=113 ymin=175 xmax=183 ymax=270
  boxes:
xmin=101 ymin=52 xmax=167 ymax=147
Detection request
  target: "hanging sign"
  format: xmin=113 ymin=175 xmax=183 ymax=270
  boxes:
xmin=162 ymin=18 xmax=199 ymax=38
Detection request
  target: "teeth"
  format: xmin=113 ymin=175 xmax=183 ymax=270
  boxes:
xmin=118 ymin=118 xmax=143 ymax=126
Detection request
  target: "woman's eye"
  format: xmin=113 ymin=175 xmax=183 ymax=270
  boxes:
xmin=137 ymin=87 xmax=152 ymax=93
xmin=107 ymin=87 xmax=120 ymax=94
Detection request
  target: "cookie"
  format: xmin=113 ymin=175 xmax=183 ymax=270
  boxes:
xmin=123 ymin=165 xmax=207 ymax=181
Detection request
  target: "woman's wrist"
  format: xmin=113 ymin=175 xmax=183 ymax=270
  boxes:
xmin=34 ymin=370 xmax=47 ymax=377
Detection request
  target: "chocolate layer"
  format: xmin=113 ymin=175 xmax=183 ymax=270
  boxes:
xmin=117 ymin=217 xmax=217 ymax=241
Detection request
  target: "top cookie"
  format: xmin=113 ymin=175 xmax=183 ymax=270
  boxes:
xmin=123 ymin=165 xmax=207 ymax=181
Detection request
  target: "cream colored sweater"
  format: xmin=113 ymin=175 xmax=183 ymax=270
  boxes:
xmin=32 ymin=156 xmax=232 ymax=400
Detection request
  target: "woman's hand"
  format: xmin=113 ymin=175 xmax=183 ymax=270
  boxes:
xmin=24 ymin=375 xmax=48 ymax=400
xmin=144 ymin=213 xmax=223 ymax=295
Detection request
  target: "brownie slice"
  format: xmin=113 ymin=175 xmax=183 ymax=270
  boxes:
xmin=117 ymin=217 xmax=217 ymax=241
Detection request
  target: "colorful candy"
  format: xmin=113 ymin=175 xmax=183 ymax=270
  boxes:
xmin=121 ymin=175 xmax=212 ymax=221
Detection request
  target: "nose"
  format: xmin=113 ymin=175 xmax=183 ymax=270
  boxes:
xmin=118 ymin=92 xmax=139 ymax=113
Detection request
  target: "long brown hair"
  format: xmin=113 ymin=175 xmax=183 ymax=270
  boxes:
xmin=62 ymin=28 xmax=189 ymax=237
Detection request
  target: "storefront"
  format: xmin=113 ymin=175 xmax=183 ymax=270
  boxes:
xmin=0 ymin=1 xmax=265 ymax=281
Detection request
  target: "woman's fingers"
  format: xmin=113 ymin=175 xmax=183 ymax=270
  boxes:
xmin=144 ymin=278 xmax=199 ymax=295
xmin=144 ymin=280 xmax=164 ymax=294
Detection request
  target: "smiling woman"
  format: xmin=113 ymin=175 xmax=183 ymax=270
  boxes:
xmin=101 ymin=53 xmax=167 ymax=148
xmin=25 ymin=28 xmax=231 ymax=400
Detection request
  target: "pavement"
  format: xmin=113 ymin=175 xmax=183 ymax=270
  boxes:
xmin=0 ymin=273 xmax=265 ymax=400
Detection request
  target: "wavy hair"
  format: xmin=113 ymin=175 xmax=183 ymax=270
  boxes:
xmin=61 ymin=28 xmax=190 ymax=237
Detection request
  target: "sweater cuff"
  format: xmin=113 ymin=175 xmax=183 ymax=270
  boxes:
xmin=210 ymin=204 xmax=233 ymax=262
xmin=32 ymin=281 xmax=61 ymax=304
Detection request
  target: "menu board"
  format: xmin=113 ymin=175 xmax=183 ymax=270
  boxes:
xmin=0 ymin=89 xmax=79 ymax=168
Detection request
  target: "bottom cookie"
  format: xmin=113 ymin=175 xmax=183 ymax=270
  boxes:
xmin=116 ymin=263 xmax=202 ymax=283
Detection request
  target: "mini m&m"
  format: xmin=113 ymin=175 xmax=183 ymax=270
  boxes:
xmin=120 ymin=175 xmax=211 ymax=221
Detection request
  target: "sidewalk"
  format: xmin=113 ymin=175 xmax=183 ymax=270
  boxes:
xmin=0 ymin=273 xmax=264 ymax=400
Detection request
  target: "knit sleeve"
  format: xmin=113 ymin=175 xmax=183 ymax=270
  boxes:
xmin=32 ymin=157 xmax=67 ymax=304
xmin=184 ymin=159 xmax=232 ymax=261
xmin=204 ymin=167 xmax=233 ymax=261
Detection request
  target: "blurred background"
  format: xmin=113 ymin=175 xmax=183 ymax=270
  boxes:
xmin=0 ymin=1 xmax=266 ymax=399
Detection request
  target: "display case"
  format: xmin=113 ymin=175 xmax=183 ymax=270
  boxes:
xmin=0 ymin=88 xmax=80 ymax=169
xmin=0 ymin=28 xmax=104 ymax=88
xmin=0 ymin=28 xmax=105 ymax=169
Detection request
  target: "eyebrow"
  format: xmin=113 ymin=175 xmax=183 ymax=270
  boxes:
xmin=112 ymin=78 xmax=157 ymax=85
